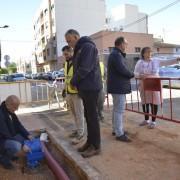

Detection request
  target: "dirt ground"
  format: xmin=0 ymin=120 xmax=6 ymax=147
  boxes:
xmin=43 ymin=105 xmax=180 ymax=180
xmin=0 ymin=161 xmax=54 ymax=180
xmin=1 ymin=100 xmax=180 ymax=180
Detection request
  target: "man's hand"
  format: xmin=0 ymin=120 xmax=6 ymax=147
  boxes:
xmin=27 ymin=135 xmax=33 ymax=141
xmin=23 ymin=144 xmax=31 ymax=153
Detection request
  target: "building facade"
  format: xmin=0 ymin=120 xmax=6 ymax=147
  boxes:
xmin=107 ymin=4 xmax=148 ymax=33
xmin=33 ymin=0 xmax=106 ymax=72
xmin=90 ymin=30 xmax=180 ymax=71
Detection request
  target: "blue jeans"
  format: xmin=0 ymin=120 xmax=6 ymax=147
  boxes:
xmin=4 ymin=134 xmax=25 ymax=157
xmin=112 ymin=94 xmax=126 ymax=136
xmin=4 ymin=140 xmax=22 ymax=157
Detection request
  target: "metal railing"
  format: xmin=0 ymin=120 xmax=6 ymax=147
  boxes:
xmin=125 ymin=76 xmax=180 ymax=123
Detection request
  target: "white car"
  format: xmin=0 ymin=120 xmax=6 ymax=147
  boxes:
xmin=52 ymin=69 xmax=64 ymax=80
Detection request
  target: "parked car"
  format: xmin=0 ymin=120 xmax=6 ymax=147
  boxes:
xmin=42 ymin=72 xmax=53 ymax=80
xmin=52 ymin=69 xmax=64 ymax=80
xmin=25 ymin=73 xmax=32 ymax=79
xmin=159 ymin=64 xmax=180 ymax=88
xmin=6 ymin=73 xmax=26 ymax=82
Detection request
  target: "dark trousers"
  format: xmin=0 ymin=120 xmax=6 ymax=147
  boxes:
xmin=142 ymin=104 xmax=158 ymax=122
xmin=79 ymin=90 xmax=100 ymax=149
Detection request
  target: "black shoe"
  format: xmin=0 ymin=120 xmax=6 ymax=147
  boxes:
xmin=11 ymin=156 xmax=19 ymax=161
xmin=77 ymin=142 xmax=90 ymax=152
xmin=112 ymin=132 xmax=116 ymax=136
xmin=116 ymin=134 xmax=132 ymax=143
xmin=0 ymin=156 xmax=14 ymax=169
xmin=81 ymin=145 xmax=101 ymax=158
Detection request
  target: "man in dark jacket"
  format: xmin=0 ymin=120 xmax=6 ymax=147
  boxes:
xmin=107 ymin=37 xmax=134 ymax=142
xmin=65 ymin=29 xmax=102 ymax=158
xmin=0 ymin=95 xmax=32 ymax=169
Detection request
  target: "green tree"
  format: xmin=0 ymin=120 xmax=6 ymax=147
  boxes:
xmin=7 ymin=62 xmax=17 ymax=73
xmin=0 ymin=68 xmax=8 ymax=74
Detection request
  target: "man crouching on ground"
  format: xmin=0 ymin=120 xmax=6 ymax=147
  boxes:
xmin=0 ymin=95 xmax=32 ymax=169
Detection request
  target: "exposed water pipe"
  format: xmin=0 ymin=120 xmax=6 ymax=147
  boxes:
xmin=41 ymin=141 xmax=70 ymax=180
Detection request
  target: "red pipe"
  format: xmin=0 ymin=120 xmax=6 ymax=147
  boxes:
xmin=41 ymin=141 xmax=70 ymax=180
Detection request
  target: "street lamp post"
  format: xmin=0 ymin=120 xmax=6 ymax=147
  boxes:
xmin=0 ymin=25 xmax=9 ymax=68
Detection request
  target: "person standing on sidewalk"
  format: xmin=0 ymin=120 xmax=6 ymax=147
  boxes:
xmin=107 ymin=37 xmax=134 ymax=142
xmin=62 ymin=45 xmax=85 ymax=144
xmin=65 ymin=29 xmax=102 ymax=158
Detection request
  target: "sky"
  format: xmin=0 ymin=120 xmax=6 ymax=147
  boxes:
xmin=0 ymin=0 xmax=180 ymax=66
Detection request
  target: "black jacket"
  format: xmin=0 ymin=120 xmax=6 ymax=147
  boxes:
xmin=0 ymin=102 xmax=29 ymax=147
xmin=107 ymin=47 xmax=134 ymax=94
xmin=71 ymin=36 xmax=102 ymax=91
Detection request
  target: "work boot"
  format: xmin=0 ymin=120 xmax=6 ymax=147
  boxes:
xmin=81 ymin=145 xmax=101 ymax=158
xmin=77 ymin=142 xmax=90 ymax=152
xmin=71 ymin=134 xmax=85 ymax=145
xmin=68 ymin=130 xmax=78 ymax=138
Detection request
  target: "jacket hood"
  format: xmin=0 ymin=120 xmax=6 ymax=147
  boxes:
xmin=74 ymin=36 xmax=95 ymax=55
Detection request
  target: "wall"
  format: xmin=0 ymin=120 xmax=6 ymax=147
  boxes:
xmin=55 ymin=0 xmax=106 ymax=57
xmin=91 ymin=30 xmax=154 ymax=54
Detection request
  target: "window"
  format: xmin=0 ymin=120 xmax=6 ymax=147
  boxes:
xmin=41 ymin=37 xmax=45 ymax=44
xmin=47 ymin=48 xmax=50 ymax=56
xmin=53 ymin=47 xmax=57 ymax=55
xmin=44 ymin=8 xmax=48 ymax=15
xmin=45 ymin=22 xmax=48 ymax=29
xmin=51 ymin=4 xmax=54 ymax=10
xmin=135 ymin=47 xmax=141 ymax=53
xmin=43 ymin=49 xmax=46 ymax=60
xmin=176 ymin=48 xmax=180 ymax=52
xmin=41 ymin=25 xmax=44 ymax=35
xmin=108 ymin=47 xmax=113 ymax=52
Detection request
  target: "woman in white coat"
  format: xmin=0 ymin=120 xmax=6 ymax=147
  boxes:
xmin=134 ymin=47 xmax=180 ymax=128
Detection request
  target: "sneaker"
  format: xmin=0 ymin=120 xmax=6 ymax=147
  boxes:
xmin=81 ymin=145 xmax=101 ymax=158
xmin=71 ymin=135 xmax=84 ymax=145
xmin=77 ymin=142 xmax=90 ymax=152
xmin=139 ymin=120 xmax=150 ymax=126
xmin=0 ymin=156 xmax=14 ymax=169
xmin=68 ymin=131 xmax=78 ymax=138
xmin=116 ymin=134 xmax=132 ymax=143
xmin=148 ymin=122 xmax=156 ymax=129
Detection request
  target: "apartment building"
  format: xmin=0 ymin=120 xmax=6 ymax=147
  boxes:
xmin=107 ymin=4 xmax=148 ymax=33
xmin=33 ymin=0 xmax=56 ymax=72
xmin=33 ymin=0 xmax=106 ymax=72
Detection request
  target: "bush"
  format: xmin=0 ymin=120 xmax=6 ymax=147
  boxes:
xmin=0 ymin=68 xmax=8 ymax=74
